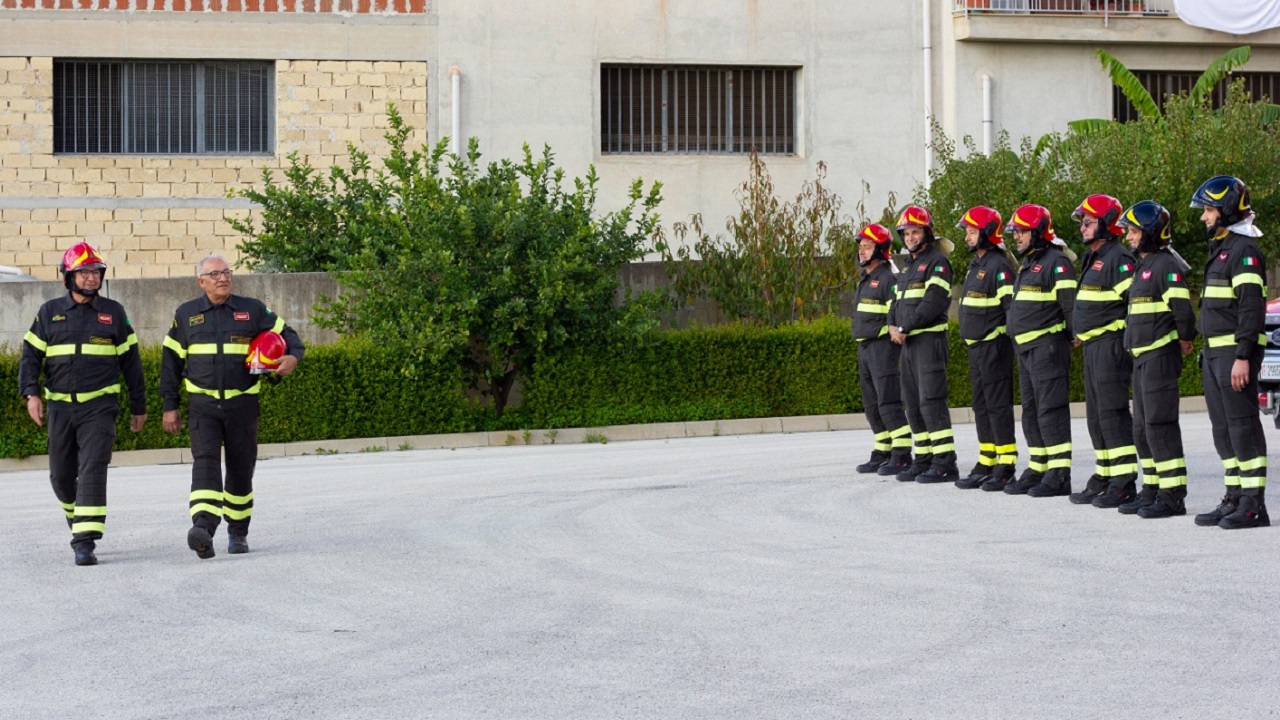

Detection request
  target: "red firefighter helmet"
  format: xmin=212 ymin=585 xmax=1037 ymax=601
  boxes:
xmin=61 ymin=241 xmax=107 ymax=291
xmin=245 ymin=331 xmax=287 ymax=375
xmin=956 ymin=206 xmax=1004 ymax=247
xmin=856 ymin=223 xmax=894 ymax=266
xmin=1072 ymin=193 xmax=1124 ymax=238
xmin=896 ymin=205 xmax=935 ymax=240
xmin=1005 ymin=204 xmax=1056 ymax=244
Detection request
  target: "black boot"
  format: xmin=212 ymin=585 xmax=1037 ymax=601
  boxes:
xmin=188 ymin=525 xmax=216 ymax=560
xmin=856 ymin=451 xmax=891 ymax=474
xmin=73 ymin=541 xmax=97 ymax=567
xmin=877 ymin=454 xmax=912 ymax=477
xmin=1219 ymin=491 xmax=1271 ymax=530
xmin=1195 ymin=487 xmax=1242 ymax=527
xmin=1028 ymin=469 xmax=1072 ymax=498
xmin=1069 ymin=474 xmax=1107 ymax=505
xmin=1004 ymin=469 xmax=1043 ymax=495
xmin=897 ymin=455 xmax=932 ymax=483
xmin=228 ymin=534 xmax=250 ymax=554
xmin=1137 ymin=486 xmax=1187 ymax=518
xmin=956 ymin=463 xmax=993 ymax=490
xmin=1092 ymin=480 xmax=1137 ymax=509
xmin=980 ymin=465 xmax=1016 ymax=492
xmin=1118 ymin=484 xmax=1158 ymax=515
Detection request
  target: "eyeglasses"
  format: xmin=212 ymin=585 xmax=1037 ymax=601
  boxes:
xmin=201 ymin=270 xmax=233 ymax=280
xmin=77 ymin=269 xmax=104 ymax=278
xmin=1079 ymin=219 xmax=1098 ymax=228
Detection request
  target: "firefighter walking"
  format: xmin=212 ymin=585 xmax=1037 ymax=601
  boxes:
xmin=18 ymin=242 xmax=147 ymax=566
xmin=887 ymin=206 xmax=959 ymax=484
xmin=953 ymin=206 xmax=1018 ymax=491
xmin=161 ymin=255 xmax=304 ymax=558
xmin=1069 ymin=194 xmax=1140 ymax=507
xmin=852 ymin=224 xmax=912 ymax=476
xmin=1189 ymin=176 xmax=1270 ymax=529
xmin=1004 ymin=205 xmax=1077 ymax=497
xmin=1116 ymin=201 xmax=1197 ymax=518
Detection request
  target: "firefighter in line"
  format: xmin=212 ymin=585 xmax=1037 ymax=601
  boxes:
xmin=1069 ymin=194 xmax=1140 ymax=507
xmin=888 ymin=206 xmax=960 ymax=484
xmin=1004 ymin=204 xmax=1077 ymax=497
xmin=1189 ymin=176 xmax=1269 ymax=529
xmin=161 ymin=255 xmax=304 ymax=558
xmin=18 ymin=242 xmax=147 ymax=566
xmin=953 ymin=206 xmax=1018 ymax=491
xmin=852 ymin=224 xmax=912 ymax=477
xmin=1116 ymin=201 xmax=1197 ymax=518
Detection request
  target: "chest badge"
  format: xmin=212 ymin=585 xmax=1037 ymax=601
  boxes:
xmin=870 ymin=280 xmax=880 ymax=288
xmin=189 ymin=314 xmax=205 ymax=327
xmin=977 ymin=270 xmax=986 ymax=280
xmin=51 ymin=314 xmax=66 ymax=323
xmin=1141 ymin=270 xmax=1152 ymax=280
xmin=917 ymin=263 xmax=927 ymax=271
xmin=1218 ymin=252 xmax=1229 ymax=262
xmin=234 ymin=311 xmax=251 ymax=321
xmin=97 ymin=313 xmax=113 ymax=325
xmin=1091 ymin=261 xmax=1104 ymax=271
xmin=1031 ymin=264 xmax=1042 ymax=273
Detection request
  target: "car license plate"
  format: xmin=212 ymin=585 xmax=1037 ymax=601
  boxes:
xmin=1262 ymin=362 xmax=1280 ymax=381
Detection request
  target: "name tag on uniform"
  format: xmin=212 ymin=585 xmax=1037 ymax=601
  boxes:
xmin=98 ymin=313 xmax=113 ymax=324
xmin=234 ymin=312 xmax=250 ymax=321
xmin=189 ymin=314 xmax=205 ymax=326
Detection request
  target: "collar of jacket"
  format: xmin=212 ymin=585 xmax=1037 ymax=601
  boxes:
xmin=194 ymin=293 xmax=247 ymax=313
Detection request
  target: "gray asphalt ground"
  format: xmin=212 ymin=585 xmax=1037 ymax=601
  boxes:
xmin=2 ymin=411 xmax=1279 ymax=720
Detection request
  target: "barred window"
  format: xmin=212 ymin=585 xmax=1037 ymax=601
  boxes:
xmin=602 ymin=65 xmax=797 ymax=155
xmin=1114 ymin=70 xmax=1280 ymax=122
xmin=54 ymin=60 xmax=274 ymax=155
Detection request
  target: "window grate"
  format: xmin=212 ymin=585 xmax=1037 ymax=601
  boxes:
xmin=602 ymin=64 xmax=796 ymax=155
xmin=1114 ymin=70 xmax=1280 ymax=123
xmin=54 ymin=59 xmax=274 ymax=155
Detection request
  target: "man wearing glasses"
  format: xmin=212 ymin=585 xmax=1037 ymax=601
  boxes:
xmin=18 ymin=242 xmax=148 ymax=566
xmin=161 ymin=255 xmax=304 ymax=559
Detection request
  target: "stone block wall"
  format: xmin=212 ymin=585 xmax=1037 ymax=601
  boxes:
xmin=0 ymin=56 xmax=428 ymax=280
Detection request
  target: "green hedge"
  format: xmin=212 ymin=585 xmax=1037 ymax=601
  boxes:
xmin=0 ymin=319 xmax=1209 ymax=459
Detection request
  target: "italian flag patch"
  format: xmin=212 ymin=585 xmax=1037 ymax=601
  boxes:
xmin=1243 ymin=256 xmax=1259 ymax=266
xmin=997 ymin=272 xmax=1006 ymax=281
xmin=1167 ymin=272 xmax=1181 ymax=282
xmin=1119 ymin=263 xmax=1133 ymax=273
xmin=1054 ymin=265 xmax=1066 ymax=274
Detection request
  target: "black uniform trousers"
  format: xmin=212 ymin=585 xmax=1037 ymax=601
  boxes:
xmin=1083 ymin=335 xmax=1137 ymax=488
xmin=1017 ymin=335 xmax=1072 ymax=485
xmin=189 ymin=398 xmax=260 ymax=538
xmin=900 ymin=331 xmax=955 ymax=471
xmin=1132 ymin=346 xmax=1187 ymax=490
xmin=1202 ymin=350 xmax=1268 ymax=495
xmin=966 ymin=335 xmax=1016 ymax=475
xmin=47 ymin=397 xmax=117 ymax=548
xmin=857 ymin=337 xmax=910 ymax=462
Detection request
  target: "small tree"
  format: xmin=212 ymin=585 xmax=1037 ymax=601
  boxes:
xmin=232 ymin=106 xmax=665 ymax=417
xmin=655 ymin=153 xmax=870 ymax=326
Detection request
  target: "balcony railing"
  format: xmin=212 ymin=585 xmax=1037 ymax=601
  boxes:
xmin=953 ymin=0 xmax=1174 ymax=17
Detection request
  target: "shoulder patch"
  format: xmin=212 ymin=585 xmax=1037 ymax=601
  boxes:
xmin=1119 ymin=263 xmax=1133 ymax=273
xmin=1243 ymin=256 xmax=1259 ymax=267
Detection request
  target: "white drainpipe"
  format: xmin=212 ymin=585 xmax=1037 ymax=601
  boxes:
xmin=450 ymin=65 xmax=462 ymax=156
xmin=982 ymin=73 xmax=992 ymax=156
xmin=922 ymin=0 xmax=933 ymax=180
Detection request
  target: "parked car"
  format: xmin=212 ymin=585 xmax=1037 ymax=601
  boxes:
xmin=1258 ymin=297 xmax=1280 ymax=428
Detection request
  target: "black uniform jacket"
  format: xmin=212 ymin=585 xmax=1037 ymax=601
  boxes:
xmin=1198 ymin=231 xmax=1266 ymax=359
xmin=887 ymin=246 xmax=953 ymax=336
xmin=958 ymin=249 xmax=1015 ymax=345
xmin=1007 ymin=245 xmax=1077 ymax=349
xmin=1073 ymin=239 xmax=1136 ymax=344
xmin=851 ymin=262 xmax=898 ymax=342
xmin=160 ymin=293 xmax=304 ymax=411
xmin=1125 ymin=250 xmax=1196 ymax=362
xmin=19 ymin=293 xmax=146 ymax=414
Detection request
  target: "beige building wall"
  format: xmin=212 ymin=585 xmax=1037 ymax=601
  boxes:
xmin=0 ymin=56 xmax=427 ymax=280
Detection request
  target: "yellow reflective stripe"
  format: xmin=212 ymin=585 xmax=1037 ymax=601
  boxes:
xmin=1109 ymin=463 xmax=1139 ymax=475
xmin=1046 ymin=459 xmax=1072 ymax=470
xmin=45 ymin=344 xmax=76 ymax=357
xmin=190 ymin=489 xmax=224 ymax=502
xmin=1162 ymin=287 xmax=1190 ymax=302
xmin=71 ymin=522 xmax=106 ymax=534
xmin=1239 ymin=456 xmax=1267 ymax=472
xmin=925 ymin=277 xmax=951 ymax=293
xmin=222 ymin=506 xmax=253 ymax=521
xmin=908 ymin=323 xmax=948 ymax=336
xmin=59 ymin=501 xmax=75 ymax=517
xmin=188 ymin=343 xmax=219 ymax=355
xmin=1096 ymin=446 xmax=1137 ymax=460
xmin=1128 ymin=302 xmax=1170 ymax=315
xmin=902 ymin=289 xmax=926 ymax=299
xmin=1076 ymin=318 xmax=1126 ymax=342
xmin=1131 ymin=330 xmax=1177 ymax=357
xmin=24 ymin=330 xmax=48 ymax=352
xmin=270 ymin=316 xmax=286 ymax=334
xmin=1114 ymin=277 xmax=1133 ymax=295
xmin=44 ymin=385 xmax=121 ymax=403
xmin=1155 ymin=458 xmax=1187 ymax=473
xmin=1014 ymin=322 xmax=1065 ymax=346
xmin=80 ymin=344 xmax=117 ymax=356
xmin=1202 ymin=286 xmax=1234 ymax=299
xmin=960 ymin=296 xmax=1002 ymax=307
xmin=856 ymin=302 xmax=890 ymax=314
xmin=1053 ymin=279 xmax=1078 ymax=293
xmin=223 ymin=491 xmax=254 ymax=505
xmin=1044 ymin=442 xmax=1071 ymax=455
xmin=117 ymin=332 xmax=139 ymax=355
xmin=163 ymin=335 xmax=187 ymax=358
xmin=74 ymin=505 xmax=108 ymax=516
xmin=1232 ymin=273 xmax=1264 ymax=290
xmin=965 ymin=325 xmax=1007 ymax=346
xmin=224 ymin=343 xmax=250 ymax=355
xmin=996 ymin=285 xmax=1013 ymax=299
xmin=189 ymin=503 xmax=223 ymax=517
xmin=1014 ymin=293 xmax=1060 ymax=303
xmin=1076 ymin=289 xmax=1123 ymax=303
xmin=1204 ymin=334 xmax=1264 ymax=348
xmin=184 ymin=379 xmax=261 ymax=399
